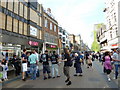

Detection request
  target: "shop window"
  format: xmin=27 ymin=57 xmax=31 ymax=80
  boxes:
xmin=0 ymin=12 xmax=6 ymax=29
xmin=1 ymin=0 xmax=7 ymax=8
xmin=24 ymin=6 xmax=28 ymax=19
xmin=7 ymin=16 xmax=12 ymax=31
xmin=14 ymin=0 xmax=18 ymax=14
xmin=19 ymin=2 xmax=23 ymax=17
xmin=19 ymin=21 xmax=23 ymax=34
xmin=23 ymin=23 xmax=27 ymax=35
xmin=7 ymin=0 xmax=13 ymax=12
xmin=13 ymin=19 xmax=18 ymax=33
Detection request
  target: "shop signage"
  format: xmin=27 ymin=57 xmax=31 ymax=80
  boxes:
xmin=28 ymin=41 xmax=38 ymax=46
xmin=46 ymin=44 xmax=57 ymax=48
xmin=30 ymin=26 xmax=37 ymax=36
xmin=112 ymin=44 xmax=118 ymax=47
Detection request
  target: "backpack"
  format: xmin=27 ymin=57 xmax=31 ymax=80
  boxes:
xmin=41 ymin=54 xmax=46 ymax=62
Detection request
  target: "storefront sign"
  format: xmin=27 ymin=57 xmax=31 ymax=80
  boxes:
xmin=46 ymin=44 xmax=57 ymax=49
xmin=50 ymin=45 xmax=56 ymax=48
xmin=28 ymin=41 xmax=38 ymax=46
xmin=30 ymin=26 xmax=37 ymax=36
xmin=112 ymin=44 xmax=118 ymax=47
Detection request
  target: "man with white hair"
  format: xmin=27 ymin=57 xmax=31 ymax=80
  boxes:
xmin=112 ymin=49 xmax=120 ymax=79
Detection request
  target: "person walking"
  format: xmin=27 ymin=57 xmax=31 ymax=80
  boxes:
xmin=62 ymin=48 xmax=72 ymax=86
xmin=21 ymin=49 xmax=27 ymax=81
xmin=12 ymin=55 xmax=21 ymax=76
xmin=28 ymin=50 xmax=38 ymax=80
xmin=103 ymin=51 xmax=112 ymax=81
xmin=50 ymin=51 xmax=60 ymax=78
xmin=40 ymin=50 xmax=51 ymax=80
xmin=0 ymin=59 xmax=8 ymax=81
xmin=87 ymin=53 xmax=93 ymax=70
xmin=74 ymin=53 xmax=83 ymax=76
xmin=112 ymin=49 xmax=120 ymax=79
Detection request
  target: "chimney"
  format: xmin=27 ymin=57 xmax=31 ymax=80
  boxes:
xmin=47 ymin=8 xmax=51 ymax=13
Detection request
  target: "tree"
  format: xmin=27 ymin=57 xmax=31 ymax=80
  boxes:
xmin=91 ymin=30 xmax=100 ymax=52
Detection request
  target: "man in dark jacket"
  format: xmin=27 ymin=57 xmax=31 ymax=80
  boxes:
xmin=12 ymin=55 xmax=21 ymax=76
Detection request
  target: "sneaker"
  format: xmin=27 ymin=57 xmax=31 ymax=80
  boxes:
xmin=44 ymin=77 xmax=47 ymax=80
xmin=65 ymin=79 xmax=69 ymax=83
xmin=108 ymin=78 xmax=111 ymax=82
xmin=79 ymin=74 xmax=83 ymax=76
xmin=22 ymin=78 xmax=26 ymax=81
xmin=52 ymin=77 xmax=55 ymax=79
xmin=57 ymin=76 xmax=60 ymax=78
xmin=48 ymin=76 xmax=52 ymax=79
xmin=74 ymin=74 xmax=77 ymax=76
xmin=66 ymin=81 xmax=72 ymax=85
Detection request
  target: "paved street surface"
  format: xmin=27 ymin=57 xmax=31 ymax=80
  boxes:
xmin=2 ymin=61 xmax=119 ymax=88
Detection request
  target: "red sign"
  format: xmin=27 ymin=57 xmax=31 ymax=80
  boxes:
xmin=112 ymin=44 xmax=118 ymax=47
xmin=28 ymin=41 xmax=38 ymax=46
xmin=46 ymin=44 xmax=57 ymax=48
xmin=50 ymin=45 xmax=56 ymax=48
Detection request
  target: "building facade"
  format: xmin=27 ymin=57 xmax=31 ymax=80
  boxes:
xmin=96 ymin=24 xmax=110 ymax=51
xmin=42 ymin=8 xmax=59 ymax=53
xmin=0 ymin=0 xmax=44 ymax=61
xmin=104 ymin=0 xmax=120 ymax=50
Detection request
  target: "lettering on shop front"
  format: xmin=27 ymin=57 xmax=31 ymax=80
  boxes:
xmin=28 ymin=41 xmax=38 ymax=46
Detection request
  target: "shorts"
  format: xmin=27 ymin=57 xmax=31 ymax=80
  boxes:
xmin=106 ymin=69 xmax=111 ymax=74
xmin=43 ymin=65 xmax=50 ymax=74
xmin=63 ymin=66 xmax=70 ymax=78
xmin=22 ymin=63 xmax=27 ymax=72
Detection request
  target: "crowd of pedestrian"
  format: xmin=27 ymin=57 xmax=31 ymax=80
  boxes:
xmin=0 ymin=48 xmax=120 ymax=85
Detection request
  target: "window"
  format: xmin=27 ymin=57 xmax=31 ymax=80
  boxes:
xmin=14 ymin=0 xmax=18 ymax=14
xmin=50 ymin=22 xmax=52 ymax=30
xmin=39 ymin=30 xmax=42 ymax=39
xmin=39 ymin=17 xmax=42 ymax=27
xmin=54 ymin=25 xmax=56 ymax=32
xmin=30 ymin=8 xmax=38 ymax=23
xmin=44 ymin=19 xmax=48 ymax=28
xmin=110 ymin=31 xmax=112 ymax=39
xmin=8 ymin=0 xmax=13 ymax=11
xmin=19 ymin=3 xmax=23 ymax=17
xmin=24 ymin=6 xmax=28 ymax=19
xmin=13 ymin=19 xmax=18 ymax=33
xmin=0 ymin=12 xmax=6 ymax=29
xmin=1 ymin=0 xmax=7 ymax=8
xmin=24 ymin=23 xmax=27 ymax=35
xmin=19 ymin=21 xmax=23 ymax=34
xmin=7 ymin=16 xmax=12 ymax=31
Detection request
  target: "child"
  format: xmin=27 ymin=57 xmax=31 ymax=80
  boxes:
xmin=87 ymin=54 xmax=93 ymax=70
xmin=0 ymin=59 xmax=8 ymax=81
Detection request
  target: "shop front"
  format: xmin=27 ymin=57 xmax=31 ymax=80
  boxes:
xmin=45 ymin=43 xmax=58 ymax=54
xmin=1 ymin=31 xmax=43 ymax=72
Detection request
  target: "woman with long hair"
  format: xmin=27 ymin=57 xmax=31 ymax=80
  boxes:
xmin=103 ymin=51 xmax=112 ymax=81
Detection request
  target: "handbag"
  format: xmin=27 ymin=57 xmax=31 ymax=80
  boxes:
xmin=80 ymin=58 xmax=83 ymax=63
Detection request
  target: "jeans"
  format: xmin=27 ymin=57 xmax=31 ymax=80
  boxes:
xmin=114 ymin=64 xmax=120 ymax=79
xmin=51 ymin=64 xmax=59 ymax=77
xmin=30 ymin=64 xmax=37 ymax=80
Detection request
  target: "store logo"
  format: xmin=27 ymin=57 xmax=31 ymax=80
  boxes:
xmin=28 ymin=41 xmax=38 ymax=46
xmin=50 ymin=45 xmax=56 ymax=48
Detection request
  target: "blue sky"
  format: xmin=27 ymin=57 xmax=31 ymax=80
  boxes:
xmin=38 ymin=0 xmax=106 ymax=48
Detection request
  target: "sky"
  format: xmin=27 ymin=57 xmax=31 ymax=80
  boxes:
xmin=38 ymin=0 xmax=106 ymax=48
